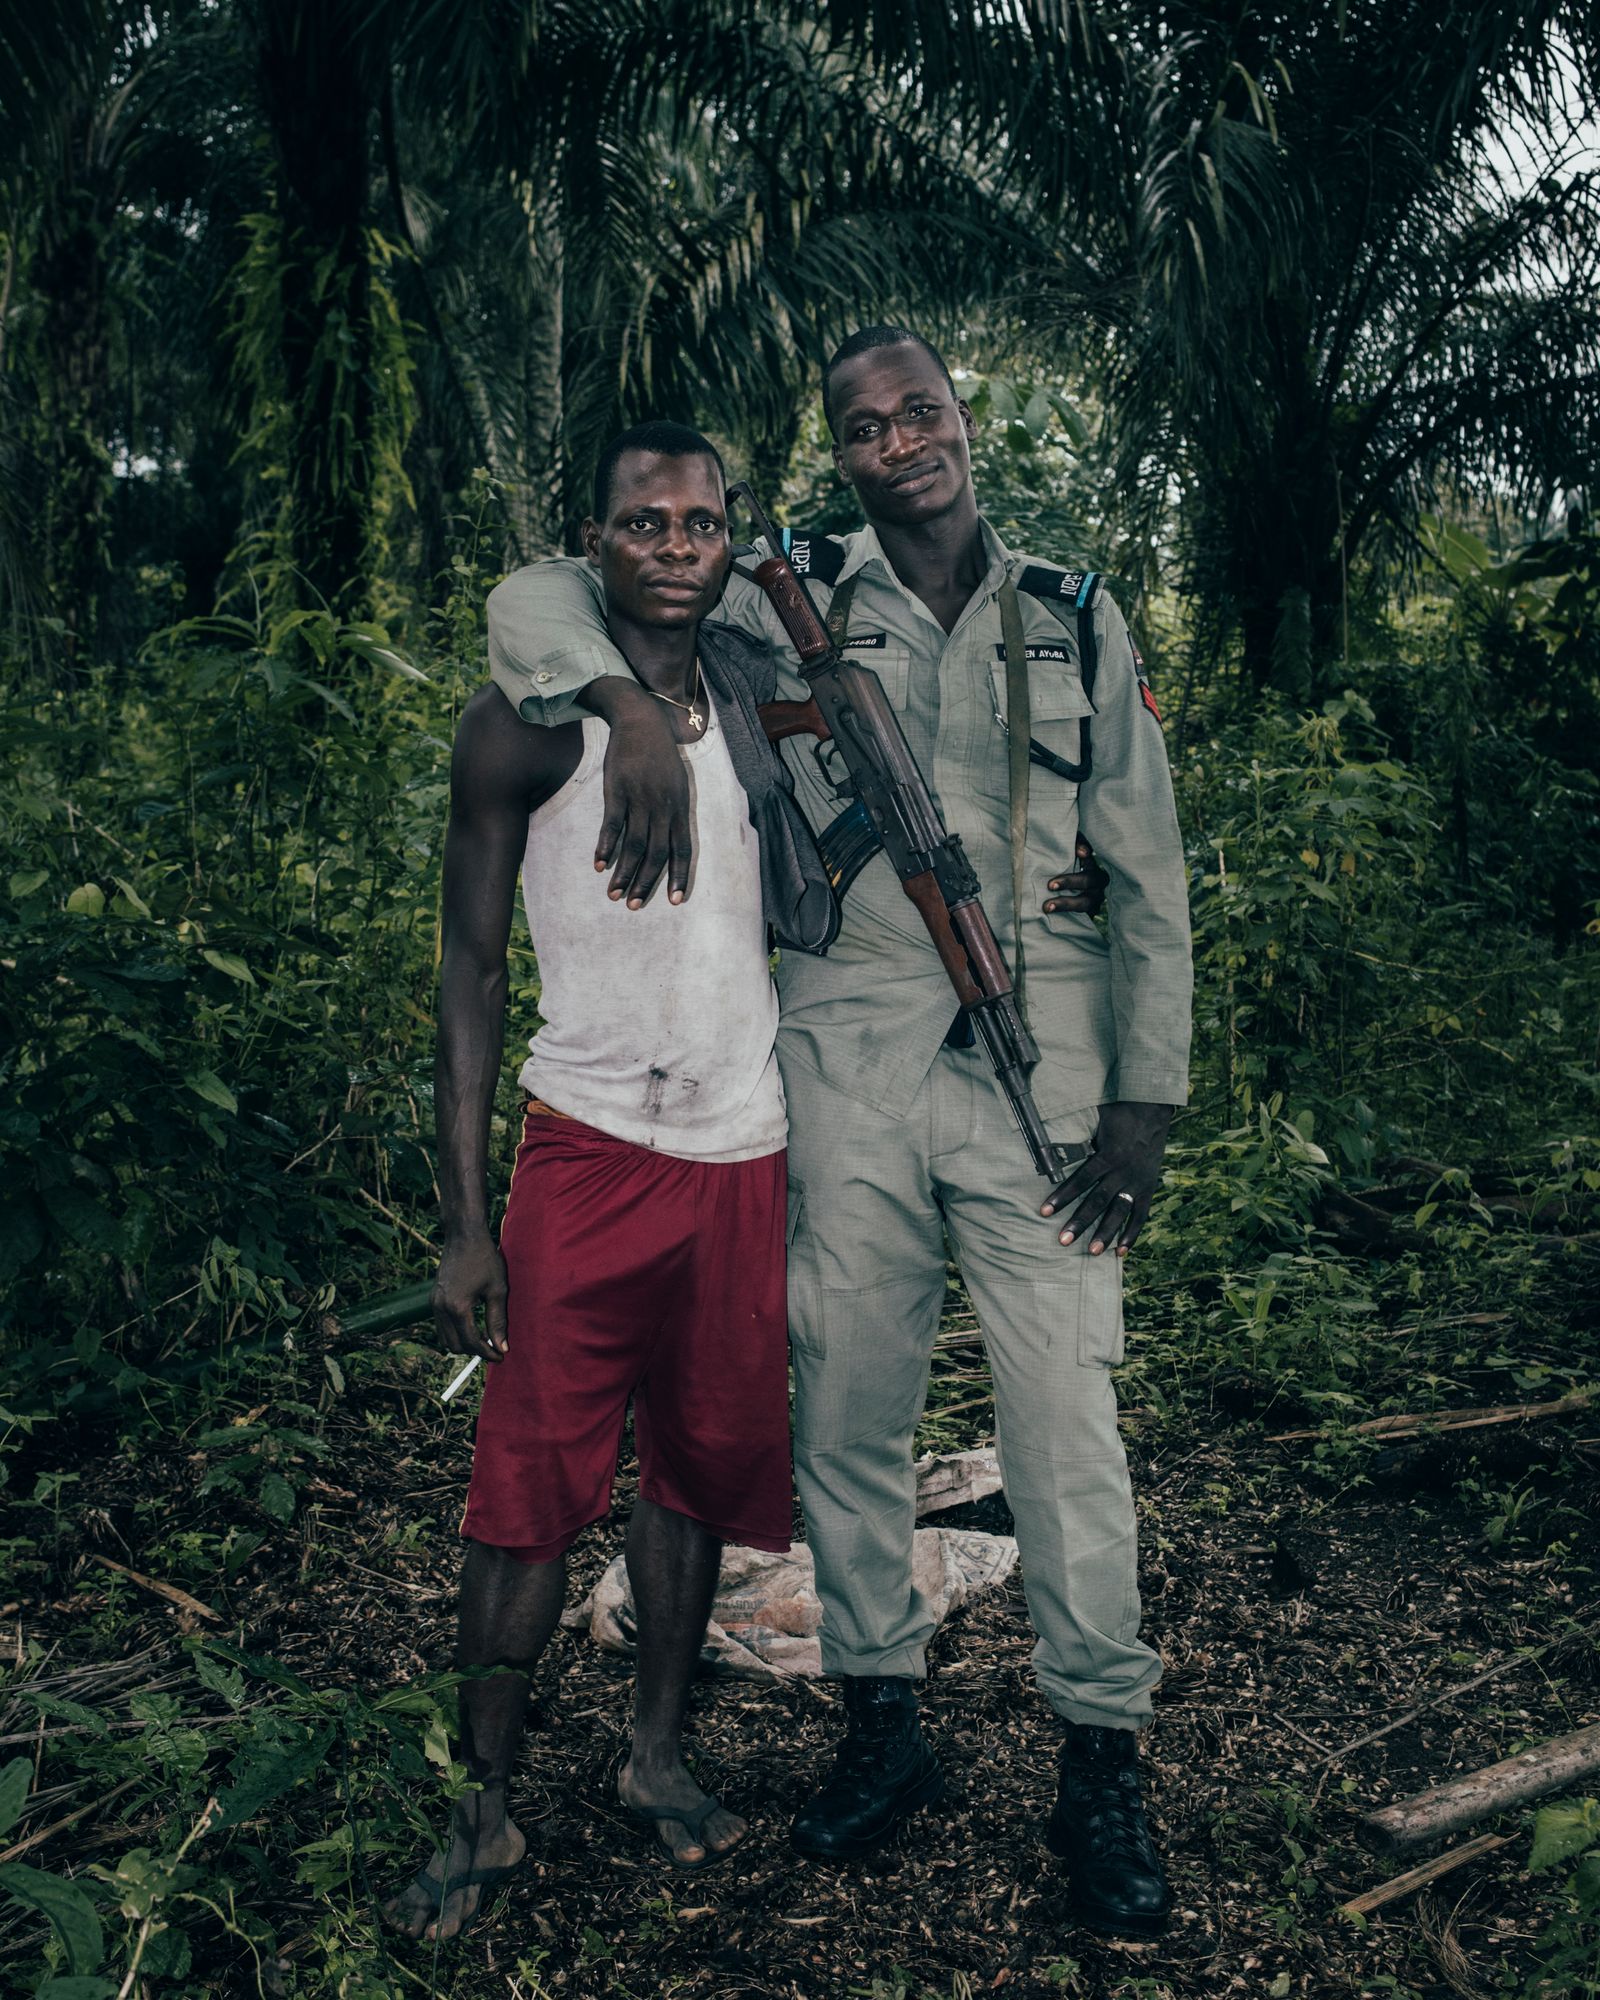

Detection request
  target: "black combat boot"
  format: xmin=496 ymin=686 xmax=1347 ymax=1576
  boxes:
xmin=791 ymin=1675 xmax=944 ymax=1860
xmin=1046 ymin=1723 xmax=1172 ymax=1939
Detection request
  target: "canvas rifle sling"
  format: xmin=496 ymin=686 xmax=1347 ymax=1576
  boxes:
xmin=999 ymin=576 xmax=1031 ymax=1028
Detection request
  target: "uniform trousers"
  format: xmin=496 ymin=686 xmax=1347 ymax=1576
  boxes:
xmin=782 ymin=1035 xmax=1161 ymax=1729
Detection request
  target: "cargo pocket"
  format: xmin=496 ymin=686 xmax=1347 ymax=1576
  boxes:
xmin=1075 ymin=1248 xmax=1127 ymax=1368
xmin=785 ymin=1179 xmax=824 ymax=1360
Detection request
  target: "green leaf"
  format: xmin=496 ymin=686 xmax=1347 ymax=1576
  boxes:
xmin=215 ymin=1724 xmax=336 ymax=1828
xmin=36 ymin=1979 xmax=118 ymax=2000
xmin=0 ymin=1758 xmax=31 ymax=1840
xmin=65 ymin=884 xmax=105 ymax=917
xmin=341 ymin=627 xmax=431 ymax=683
xmin=1021 ymin=386 xmax=1055 ymax=437
xmin=987 ymin=377 xmax=1020 ymax=420
xmin=423 ymin=1716 xmax=454 ymax=1769
xmin=1048 ymin=392 xmax=1088 ymax=445
xmin=1530 ymin=1801 xmax=1600 ymax=1874
xmin=184 ymin=1069 xmax=238 ymax=1114
xmin=22 ymin=1693 xmax=109 ymax=1736
xmin=8 ymin=869 xmax=48 ymax=899
xmin=111 ymin=877 xmax=152 ymax=919
xmin=190 ymin=1649 xmax=248 ymax=1710
xmin=0 ymin=1863 xmax=104 ymax=1974
xmin=201 ymin=950 xmax=256 ymax=985
xmin=257 ymin=1471 xmax=297 ymax=1522
xmin=323 ymin=1354 xmax=345 ymax=1395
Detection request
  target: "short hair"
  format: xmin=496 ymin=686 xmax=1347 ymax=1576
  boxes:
xmin=821 ymin=327 xmax=956 ymax=432
xmin=592 ymin=421 xmax=725 ymax=521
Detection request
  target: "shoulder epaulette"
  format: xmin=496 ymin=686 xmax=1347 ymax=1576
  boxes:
xmin=779 ymin=528 xmax=848 ymax=587
xmin=1014 ymin=563 xmax=1103 ymax=708
xmin=1014 ymin=564 xmax=1102 ymax=610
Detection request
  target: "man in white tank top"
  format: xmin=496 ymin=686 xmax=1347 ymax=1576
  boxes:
xmin=386 ymin=425 xmax=825 ymax=1940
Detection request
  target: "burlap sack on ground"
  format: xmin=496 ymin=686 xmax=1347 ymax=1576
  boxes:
xmin=913 ymin=1445 xmax=1003 ymax=1516
xmin=563 ymin=1528 xmax=1018 ymax=1680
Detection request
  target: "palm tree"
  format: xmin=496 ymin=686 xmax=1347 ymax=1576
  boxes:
xmin=1022 ymin=1 xmax=1600 ymax=696
xmin=376 ymin=2 xmax=1111 ymax=562
xmin=0 ymin=2 xmax=221 ymax=663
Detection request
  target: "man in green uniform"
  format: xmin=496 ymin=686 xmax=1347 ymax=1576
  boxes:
xmin=485 ymin=329 xmax=1192 ymax=1939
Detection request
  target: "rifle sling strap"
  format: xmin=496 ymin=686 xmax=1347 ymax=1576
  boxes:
xmin=999 ymin=577 xmax=1031 ymax=1030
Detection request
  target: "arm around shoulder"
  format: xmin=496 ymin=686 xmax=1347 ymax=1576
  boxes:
xmin=487 ymin=556 xmax=630 ymax=727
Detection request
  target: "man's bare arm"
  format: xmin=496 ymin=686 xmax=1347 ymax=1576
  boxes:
xmin=488 ymin=563 xmax=698 ymax=909
xmin=433 ymin=687 xmax=578 ymax=1360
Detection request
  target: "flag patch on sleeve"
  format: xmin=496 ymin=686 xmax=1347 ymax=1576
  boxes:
xmin=1131 ymin=639 xmax=1161 ymax=718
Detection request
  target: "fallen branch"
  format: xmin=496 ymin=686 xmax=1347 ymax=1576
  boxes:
xmin=1340 ymin=1833 xmax=1510 ymax=1917
xmin=1362 ymin=1724 xmax=1600 ymax=1854
xmin=0 ymin=1717 xmax=235 ymax=1747
xmin=90 ymin=1555 xmax=220 ymax=1624
xmin=1268 ymin=1388 xmax=1595 ymax=1445
xmin=922 ymin=1391 xmax=994 ymax=1423
xmin=1315 ymin=1189 xmax=1409 ymax=1256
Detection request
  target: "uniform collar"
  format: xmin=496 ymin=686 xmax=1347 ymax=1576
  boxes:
xmin=836 ymin=516 xmax=1014 ymax=596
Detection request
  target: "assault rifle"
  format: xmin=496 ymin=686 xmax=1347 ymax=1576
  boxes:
xmin=726 ymin=481 xmax=1079 ymax=1187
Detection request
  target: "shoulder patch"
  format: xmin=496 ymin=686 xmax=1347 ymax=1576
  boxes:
xmin=1015 ymin=563 xmax=1101 ymax=610
xmin=1130 ymin=640 xmax=1162 ymax=720
xmin=780 ymin=528 xmax=847 ymax=587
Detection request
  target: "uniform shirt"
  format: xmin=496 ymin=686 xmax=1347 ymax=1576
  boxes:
xmin=486 ymin=521 xmax=1192 ymax=1121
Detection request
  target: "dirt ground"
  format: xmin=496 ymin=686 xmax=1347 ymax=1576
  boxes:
xmin=11 ymin=1326 xmax=1597 ymax=2000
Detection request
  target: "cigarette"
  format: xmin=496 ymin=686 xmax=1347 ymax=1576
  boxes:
xmin=441 ymin=1356 xmax=482 ymax=1403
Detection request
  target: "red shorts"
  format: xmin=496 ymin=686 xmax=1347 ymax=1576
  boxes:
xmin=460 ymin=1108 xmax=793 ymax=1561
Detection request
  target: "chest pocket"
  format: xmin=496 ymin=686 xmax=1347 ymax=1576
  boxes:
xmin=989 ymin=648 xmax=1094 ymax=782
xmin=842 ymin=635 xmax=912 ymax=705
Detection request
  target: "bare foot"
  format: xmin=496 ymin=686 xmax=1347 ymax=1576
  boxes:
xmin=383 ymin=1812 xmax=526 ymax=1941
xmin=619 ymin=1755 xmax=748 ymax=1869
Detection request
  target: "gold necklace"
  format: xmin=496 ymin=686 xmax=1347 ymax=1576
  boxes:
xmin=640 ymin=655 xmax=704 ymax=733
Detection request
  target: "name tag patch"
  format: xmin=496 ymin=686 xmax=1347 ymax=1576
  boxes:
xmin=843 ymin=632 xmax=887 ymax=650
xmin=993 ymin=642 xmax=1072 ymax=665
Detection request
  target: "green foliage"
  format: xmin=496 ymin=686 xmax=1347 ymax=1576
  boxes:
xmin=1 ymin=7 xmax=1598 ymax=1992
xmin=1184 ymin=695 xmax=1436 ymax=1163
xmin=0 ymin=1643 xmax=467 ymax=1997
xmin=1522 ymin=1798 xmax=1600 ymax=1998
xmin=0 ymin=492 xmax=515 ymax=1440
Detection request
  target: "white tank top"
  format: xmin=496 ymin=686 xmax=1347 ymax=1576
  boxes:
xmin=517 ymin=699 xmax=786 ymax=1162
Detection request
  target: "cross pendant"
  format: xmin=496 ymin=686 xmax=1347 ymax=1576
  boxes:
xmin=688 ymin=706 xmax=703 ymax=731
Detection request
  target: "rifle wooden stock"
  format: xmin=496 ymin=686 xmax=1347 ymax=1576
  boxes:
xmin=903 ymin=873 xmax=985 ymax=1006
xmin=950 ymin=901 xmax=1016 ymax=1002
